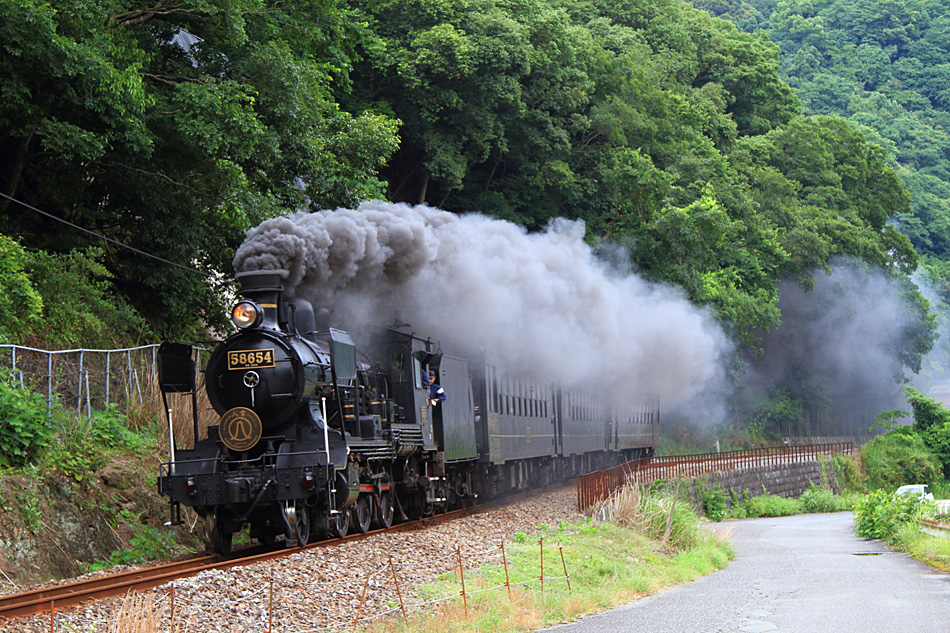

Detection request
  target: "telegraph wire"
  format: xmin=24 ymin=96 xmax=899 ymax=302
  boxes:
xmin=0 ymin=191 xmax=212 ymax=278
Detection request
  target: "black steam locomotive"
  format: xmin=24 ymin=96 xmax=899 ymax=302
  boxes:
xmin=158 ymin=271 xmax=658 ymax=554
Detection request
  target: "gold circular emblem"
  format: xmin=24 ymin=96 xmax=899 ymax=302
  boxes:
xmin=219 ymin=407 xmax=262 ymax=452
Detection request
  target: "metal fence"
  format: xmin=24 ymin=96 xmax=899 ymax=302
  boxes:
xmin=576 ymin=442 xmax=855 ymax=513
xmin=0 ymin=344 xmax=208 ymax=418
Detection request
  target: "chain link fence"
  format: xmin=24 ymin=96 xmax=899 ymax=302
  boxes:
xmin=0 ymin=344 xmax=209 ymax=419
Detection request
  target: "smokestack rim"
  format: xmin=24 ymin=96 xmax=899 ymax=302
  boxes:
xmin=236 ymin=270 xmax=285 ymax=295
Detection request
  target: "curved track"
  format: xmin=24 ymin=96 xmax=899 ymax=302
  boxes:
xmin=0 ymin=498 xmax=497 ymax=620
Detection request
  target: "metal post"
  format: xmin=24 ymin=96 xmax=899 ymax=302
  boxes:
xmin=46 ymin=353 xmax=52 ymax=416
xmin=77 ymin=350 xmax=84 ymax=418
xmin=501 ymin=542 xmax=511 ymax=600
xmin=559 ymin=544 xmax=571 ymax=594
xmin=389 ymin=556 xmax=407 ymax=622
xmin=539 ymin=537 xmax=544 ymax=593
xmin=105 ymin=351 xmax=110 ymax=406
xmin=268 ymin=576 xmax=274 ymax=633
xmin=353 ymin=570 xmax=372 ymax=628
xmin=457 ymin=546 xmax=468 ymax=615
xmin=168 ymin=586 xmax=175 ymax=631
xmin=84 ymin=370 xmax=91 ymax=419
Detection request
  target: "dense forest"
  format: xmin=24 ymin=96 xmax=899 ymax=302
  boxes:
xmin=0 ymin=0 xmax=942 ymax=439
xmin=690 ymin=0 xmax=950 ymax=366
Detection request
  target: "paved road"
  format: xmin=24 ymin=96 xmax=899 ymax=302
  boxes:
xmin=540 ymin=512 xmax=950 ymax=633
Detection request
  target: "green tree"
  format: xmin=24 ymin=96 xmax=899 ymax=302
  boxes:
xmin=0 ymin=0 xmax=400 ymax=336
xmin=0 ymin=235 xmax=42 ymax=343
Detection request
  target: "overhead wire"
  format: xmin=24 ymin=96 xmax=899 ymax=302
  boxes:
xmin=0 ymin=191 xmax=212 ymax=277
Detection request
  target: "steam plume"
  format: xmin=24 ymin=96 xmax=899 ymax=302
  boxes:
xmin=233 ymin=201 xmax=730 ymax=404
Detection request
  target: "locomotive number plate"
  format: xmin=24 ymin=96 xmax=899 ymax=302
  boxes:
xmin=227 ymin=348 xmax=275 ymax=371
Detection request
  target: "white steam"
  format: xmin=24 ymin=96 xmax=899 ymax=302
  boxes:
xmin=233 ymin=201 xmax=730 ymax=404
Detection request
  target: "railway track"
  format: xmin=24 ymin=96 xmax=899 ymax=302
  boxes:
xmin=0 ymin=498 xmax=494 ymax=620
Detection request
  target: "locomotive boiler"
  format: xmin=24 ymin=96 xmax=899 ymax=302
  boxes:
xmin=158 ymin=270 xmax=659 ymax=554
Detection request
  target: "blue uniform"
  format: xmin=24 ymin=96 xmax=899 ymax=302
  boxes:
xmin=429 ymin=373 xmax=446 ymax=406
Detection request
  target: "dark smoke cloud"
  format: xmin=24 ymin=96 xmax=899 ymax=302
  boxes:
xmin=233 ymin=201 xmax=731 ymax=405
xmin=747 ymin=260 xmax=913 ymax=433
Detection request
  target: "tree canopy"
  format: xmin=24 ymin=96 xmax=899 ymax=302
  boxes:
xmin=0 ymin=0 xmax=937 ymax=427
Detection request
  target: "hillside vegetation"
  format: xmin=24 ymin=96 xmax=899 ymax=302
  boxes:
xmin=0 ymin=0 xmax=941 ymax=439
xmin=691 ymin=0 xmax=950 ymax=375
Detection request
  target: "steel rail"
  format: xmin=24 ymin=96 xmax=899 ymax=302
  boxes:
xmin=0 ymin=490 xmax=532 ymax=621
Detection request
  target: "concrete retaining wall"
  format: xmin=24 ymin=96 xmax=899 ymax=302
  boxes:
xmin=683 ymin=459 xmax=839 ymax=506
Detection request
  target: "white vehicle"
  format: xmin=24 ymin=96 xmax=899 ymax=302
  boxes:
xmin=895 ymin=484 xmax=935 ymax=502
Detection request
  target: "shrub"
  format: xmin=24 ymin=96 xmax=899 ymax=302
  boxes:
xmin=0 ymin=369 xmax=54 ymax=467
xmin=25 ymin=247 xmax=150 ymax=348
xmin=826 ymin=453 xmax=863 ymax=492
xmin=699 ymin=483 xmax=727 ymax=522
xmin=743 ymin=493 xmax=801 ymax=517
xmin=798 ymin=483 xmax=838 ymax=513
xmin=854 ymin=489 xmax=935 ymax=541
xmin=859 ymin=432 xmax=941 ymax=491
xmin=0 ymin=234 xmax=42 ymax=342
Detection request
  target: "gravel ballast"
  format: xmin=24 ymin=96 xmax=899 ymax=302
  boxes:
xmin=0 ymin=486 xmax=583 ymax=633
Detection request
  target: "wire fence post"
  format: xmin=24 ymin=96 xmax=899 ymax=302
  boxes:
xmin=353 ymin=569 xmax=373 ymax=628
xmin=168 ymin=585 xmax=175 ymax=632
xmin=76 ymin=350 xmax=84 ymax=418
xmin=267 ymin=575 xmax=274 ymax=633
xmin=50 ymin=605 xmax=55 ymax=633
xmin=46 ymin=352 xmax=53 ymax=417
xmin=539 ymin=537 xmax=544 ymax=594
xmin=501 ymin=542 xmax=511 ymax=601
xmin=558 ymin=544 xmax=572 ymax=594
xmin=389 ymin=555 xmax=407 ymax=622
xmin=456 ymin=546 xmax=468 ymax=616
xmin=105 ymin=351 xmax=110 ymax=406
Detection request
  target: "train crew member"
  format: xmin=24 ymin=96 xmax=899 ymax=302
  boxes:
xmin=428 ymin=370 xmax=446 ymax=407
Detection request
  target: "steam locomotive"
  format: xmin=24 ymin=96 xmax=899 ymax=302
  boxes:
xmin=158 ymin=271 xmax=658 ymax=554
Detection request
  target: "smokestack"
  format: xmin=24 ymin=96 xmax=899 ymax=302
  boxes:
xmin=236 ymin=270 xmax=285 ymax=329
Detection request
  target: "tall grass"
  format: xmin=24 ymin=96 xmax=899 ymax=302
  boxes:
xmin=109 ymin=591 xmax=164 ymax=633
xmin=124 ymin=369 xmax=218 ymax=453
xmin=599 ymin=485 xmax=700 ymax=549
xmin=368 ymin=510 xmax=733 ymax=633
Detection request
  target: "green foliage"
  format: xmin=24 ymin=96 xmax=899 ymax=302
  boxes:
xmin=826 ymin=454 xmax=864 ymax=493
xmin=0 ymin=369 xmax=54 ymax=468
xmin=699 ymin=482 xmax=728 ymax=521
xmin=901 ymin=387 xmax=950 ymax=476
xmin=24 ymin=247 xmax=150 ymax=348
xmin=871 ymin=409 xmax=910 ymax=433
xmin=860 ymin=431 xmax=942 ymax=491
xmin=601 ymin=485 xmax=701 ymax=549
xmin=905 ymin=386 xmax=950 ymax=432
xmin=854 ymin=488 xmax=935 ymax=541
xmin=698 ymin=0 xmax=950 ymax=354
xmin=0 ymin=235 xmax=43 ymax=343
xmin=741 ymin=493 xmax=802 ymax=517
xmin=0 ymin=0 xmax=400 ymax=336
xmin=88 ymin=510 xmax=179 ymax=571
xmin=798 ymin=482 xmax=839 ymax=513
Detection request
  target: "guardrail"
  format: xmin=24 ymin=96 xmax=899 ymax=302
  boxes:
xmin=576 ymin=442 xmax=854 ymax=513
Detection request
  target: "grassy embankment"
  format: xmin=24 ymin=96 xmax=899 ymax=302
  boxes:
xmin=365 ymin=485 xmax=734 ymax=633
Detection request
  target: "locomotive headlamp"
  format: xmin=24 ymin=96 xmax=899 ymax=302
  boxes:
xmin=231 ymin=300 xmax=263 ymax=329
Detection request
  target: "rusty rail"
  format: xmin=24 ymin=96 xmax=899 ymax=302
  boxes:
xmin=576 ymin=442 xmax=854 ymax=513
